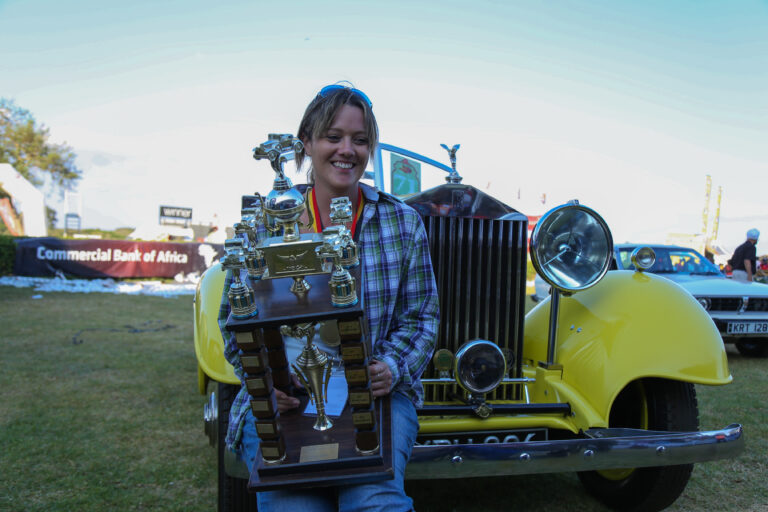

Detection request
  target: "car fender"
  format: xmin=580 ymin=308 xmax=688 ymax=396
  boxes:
xmin=194 ymin=263 xmax=238 ymax=394
xmin=524 ymin=270 xmax=731 ymax=425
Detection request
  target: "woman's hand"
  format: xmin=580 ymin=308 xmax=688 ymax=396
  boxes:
xmin=275 ymin=374 xmax=302 ymax=412
xmin=274 ymin=389 xmax=300 ymax=412
xmin=369 ymin=359 xmax=392 ymax=398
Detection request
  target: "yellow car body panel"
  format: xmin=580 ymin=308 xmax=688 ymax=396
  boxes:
xmin=194 ymin=263 xmax=238 ymax=394
xmin=522 ymin=270 xmax=731 ymax=429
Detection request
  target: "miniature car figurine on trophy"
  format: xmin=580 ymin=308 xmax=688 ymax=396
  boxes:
xmin=224 ymin=133 xmax=393 ymax=492
xmin=235 ymin=205 xmax=267 ymax=280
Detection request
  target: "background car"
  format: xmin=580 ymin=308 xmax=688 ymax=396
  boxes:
xmin=615 ymin=244 xmax=768 ymax=357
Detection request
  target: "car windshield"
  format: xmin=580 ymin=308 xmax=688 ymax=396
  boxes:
xmin=618 ymin=247 xmax=723 ymax=276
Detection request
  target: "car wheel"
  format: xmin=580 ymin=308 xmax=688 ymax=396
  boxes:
xmin=735 ymin=339 xmax=768 ymax=357
xmin=215 ymin=381 xmax=258 ymax=512
xmin=577 ymin=378 xmax=699 ymax=512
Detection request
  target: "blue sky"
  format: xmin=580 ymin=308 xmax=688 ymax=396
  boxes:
xmin=1 ymin=0 xmax=766 ymax=253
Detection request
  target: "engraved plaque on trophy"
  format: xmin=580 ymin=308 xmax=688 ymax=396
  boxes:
xmin=224 ymin=134 xmax=393 ymax=492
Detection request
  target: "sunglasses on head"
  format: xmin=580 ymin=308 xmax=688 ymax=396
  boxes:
xmin=318 ymin=84 xmax=372 ymax=108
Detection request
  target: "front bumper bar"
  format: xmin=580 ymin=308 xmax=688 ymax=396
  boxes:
xmin=405 ymin=423 xmax=744 ymax=479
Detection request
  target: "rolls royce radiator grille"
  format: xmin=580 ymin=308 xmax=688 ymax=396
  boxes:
xmin=420 ymin=215 xmax=528 ymax=402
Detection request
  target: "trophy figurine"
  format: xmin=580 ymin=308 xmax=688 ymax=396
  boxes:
xmin=283 ymin=323 xmax=334 ymax=431
xmin=222 ymin=238 xmax=258 ymax=319
xmin=254 ymin=134 xmax=306 ymax=242
xmin=329 ymin=197 xmax=359 ymax=268
xmin=251 ymin=134 xmax=328 ymax=295
xmin=317 ymin=228 xmax=358 ymax=307
xmin=238 ymin=202 xmax=268 ymax=280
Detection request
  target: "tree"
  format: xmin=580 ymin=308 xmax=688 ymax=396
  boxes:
xmin=46 ymin=206 xmax=58 ymax=231
xmin=0 ymin=98 xmax=81 ymax=190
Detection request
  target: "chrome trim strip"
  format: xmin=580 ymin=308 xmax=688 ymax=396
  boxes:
xmin=404 ymin=424 xmax=744 ymax=479
xmin=419 ymin=403 xmax=571 ymax=416
xmin=422 ymin=377 xmax=535 ymax=384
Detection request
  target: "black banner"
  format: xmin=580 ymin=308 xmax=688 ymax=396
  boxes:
xmin=14 ymin=238 xmax=223 ymax=278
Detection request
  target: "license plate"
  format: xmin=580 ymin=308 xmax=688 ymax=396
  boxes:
xmin=415 ymin=428 xmax=547 ymax=446
xmin=727 ymin=321 xmax=768 ymax=334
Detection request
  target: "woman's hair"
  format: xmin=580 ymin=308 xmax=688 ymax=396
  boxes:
xmin=296 ymin=85 xmax=379 ymax=182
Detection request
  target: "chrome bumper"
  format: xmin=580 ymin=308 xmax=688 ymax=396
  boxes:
xmin=404 ymin=423 xmax=744 ymax=479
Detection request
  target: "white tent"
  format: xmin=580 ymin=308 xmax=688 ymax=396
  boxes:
xmin=0 ymin=163 xmax=47 ymax=236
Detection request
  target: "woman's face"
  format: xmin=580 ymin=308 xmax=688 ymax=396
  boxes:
xmin=304 ymin=104 xmax=370 ymax=196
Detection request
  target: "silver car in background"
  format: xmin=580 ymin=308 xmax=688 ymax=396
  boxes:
xmin=615 ymin=244 xmax=768 ymax=357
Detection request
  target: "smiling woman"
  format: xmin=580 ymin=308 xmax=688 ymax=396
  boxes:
xmin=216 ymin=84 xmax=439 ymax=512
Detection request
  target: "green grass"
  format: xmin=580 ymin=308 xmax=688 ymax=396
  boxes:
xmin=0 ymin=286 xmax=215 ymax=511
xmin=0 ymin=288 xmax=765 ymax=511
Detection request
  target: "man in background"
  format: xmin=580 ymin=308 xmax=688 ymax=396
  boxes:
xmin=729 ymin=229 xmax=760 ymax=282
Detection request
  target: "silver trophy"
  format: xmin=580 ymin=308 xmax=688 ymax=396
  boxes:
xmin=221 ymin=238 xmax=258 ymax=318
xmin=237 ymin=202 xmax=267 ymax=280
xmin=329 ymin=197 xmax=359 ymax=268
xmin=317 ymin=227 xmax=358 ymax=308
xmin=254 ymin=134 xmax=305 ymax=241
xmin=282 ymin=323 xmax=334 ymax=431
xmin=252 ymin=134 xmax=324 ymax=294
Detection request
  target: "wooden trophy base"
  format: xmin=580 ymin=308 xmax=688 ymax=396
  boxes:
xmin=248 ymin=395 xmax=393 ymax=492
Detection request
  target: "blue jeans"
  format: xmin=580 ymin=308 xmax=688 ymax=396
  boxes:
xmin=238 ymin=391 xmax=418 ymax=512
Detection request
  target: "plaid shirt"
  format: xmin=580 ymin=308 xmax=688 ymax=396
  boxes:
xmin=218 ymin=183 xmax=439 ymax=451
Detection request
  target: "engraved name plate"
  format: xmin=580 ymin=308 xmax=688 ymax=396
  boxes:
xmin=299 ymin=443 xmax=340 ymax=463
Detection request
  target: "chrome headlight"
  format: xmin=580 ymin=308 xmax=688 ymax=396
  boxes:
xmin=631 ymin=247 xmax=656 ymax=271
xmin=530 ymin=201 xmax=613 ymax=293
xmin=697 ymin=297 xmax=711 ymax=311
xmin=454 ymin=340 xmax=506 ymax=394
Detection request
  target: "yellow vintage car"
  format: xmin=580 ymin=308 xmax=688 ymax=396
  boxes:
xmin=194 ymin=142 xmax=743 ymax=512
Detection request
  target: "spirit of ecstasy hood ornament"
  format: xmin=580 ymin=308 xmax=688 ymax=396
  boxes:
xmin=440 ymin=143 xmax=463 ymax=183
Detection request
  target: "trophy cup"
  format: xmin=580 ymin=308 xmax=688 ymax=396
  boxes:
xmin=317 ymin=227 xmax=358 ymax=308
xmin=237 ymin=202 xmax=268 ymax=280
xmin=224 ymin=133 xmax=393 ymax=493
xmin=253 ymin=134 xmax=326 ymax=294
xmin=329 ymin=197 xmax=359 ymax=268
xmin=221 ymin=238 xmax=258 ymax=319
xmin=255 ymin=134 xmax=305 ymax=242
xmin=283 ymin=323 xmax=334 ymax=431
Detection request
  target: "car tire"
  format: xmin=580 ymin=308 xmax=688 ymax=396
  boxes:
xmin=735 ymin=339 xmax=768 ymax=357
xmin=577 ymin=378 xmax=699 ymax=512
xmin=217 ymin=381 xmax=258 ymax=512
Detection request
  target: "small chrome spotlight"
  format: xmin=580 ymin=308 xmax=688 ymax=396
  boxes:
xmin=631 ymin=247 xmax=656 ymax=272
xmin=454 ymin=340 xmax=506 ymax=394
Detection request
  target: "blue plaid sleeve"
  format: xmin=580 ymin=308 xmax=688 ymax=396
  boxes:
xmin=217 ymin=269 xmax=251 ymax=450
xmin=361 ymin=199 xmax=439 ymax=407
